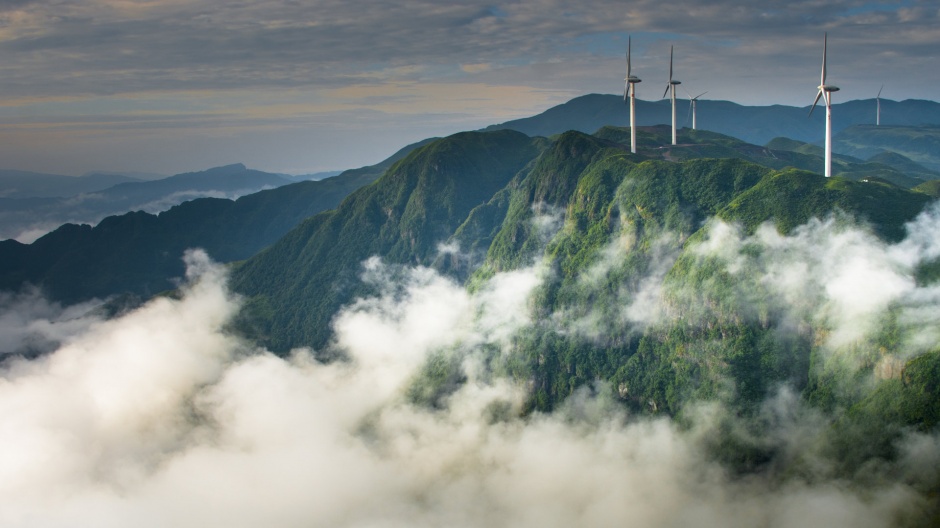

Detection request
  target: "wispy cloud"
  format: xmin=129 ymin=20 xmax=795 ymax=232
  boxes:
xmin=1 ymin=1 xmax=936 ymax=100
xmin=0 ymin=0 xmax=936 ymax=174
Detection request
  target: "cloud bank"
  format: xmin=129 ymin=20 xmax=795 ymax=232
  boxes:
xmin=3 ymin=196 xmax=940 ymax=527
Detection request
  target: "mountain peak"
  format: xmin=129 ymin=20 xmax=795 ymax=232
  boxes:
xmin=205 ymin=163 xmax=247 ymax=173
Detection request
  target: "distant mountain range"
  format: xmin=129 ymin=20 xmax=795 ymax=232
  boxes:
xmin=0 ymin=170 xmax=145 ymax=199
xmin=484 ymin=94 xmax=940 ymax=147
xmin=0 ymin=165 xmax=348 ymax=242
xmin=0 ymin=139 xmax=432 ymax=303
xmin=0 ymin=164 xmax=295 ymax=242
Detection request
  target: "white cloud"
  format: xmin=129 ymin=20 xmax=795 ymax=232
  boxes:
xmin=677 ymin=204 xmax=940 ymax=357
xmin=0 ymin=285 xmax=103 ymax=355
xmin=0 ymin=243 xmax=936 ymax=527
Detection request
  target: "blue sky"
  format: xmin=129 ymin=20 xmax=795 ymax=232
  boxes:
xmin=0 ymin=0 xmax=935 ymax=176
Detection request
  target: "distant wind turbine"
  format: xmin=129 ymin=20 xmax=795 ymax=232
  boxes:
xmin=624 ymin=36 xmax=642 ymax=154
xmin=809 ymin=33 xmax=839 ymax=178
xmin=685 ymin=90 xmax=707 ymax=130
xmin=876 ymin=84 xmax=883 ymax=126
xmin=662 ymin=45 xmax=681 ymax=145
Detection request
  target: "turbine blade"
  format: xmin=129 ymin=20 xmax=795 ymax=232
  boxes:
xmin=627 ymin=36 xmax=632 ymax=78
xmin=809 ymin=90 xmax=823 ymax=116
xmin=669 ymin=45 xmax=674 ymax=83
xmin=686 ymin=99 xmax=693 ymax=126
xmin=624 ymin=80 xmax=629 ymax=103
xmin=663 ymin=84 xmax=670 ymax=99
xmin=696 ymin=91 xmax=708 ymax=99
xmin=877 ymin=84 xmax=883 ymax=99
xmin=821 ymin=33 xmax=828 ymax=85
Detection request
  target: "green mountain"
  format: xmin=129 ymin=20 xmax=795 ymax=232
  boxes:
xmin=231 ymin=125 xmax=930 ymax=350
xmin=226 ymin=126 xmax=940 ymax=486
xmin=231 ymin=129 xmax=546 ymax=351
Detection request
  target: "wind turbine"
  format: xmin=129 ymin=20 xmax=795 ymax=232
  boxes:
xmin=662 ymin=45 xmax=681 ymax=145
xmin=809 ymin=33 xmax=839 ymax=178
xmin=876 ymin=85 xmax=883 ymax=126
xmin=685 ymin=90 xmax=707 ymax=130
xmin=624 ymin=36 xmax=642 ymax=154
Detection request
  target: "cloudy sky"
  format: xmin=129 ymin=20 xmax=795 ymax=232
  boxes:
xmin=0 ymin=0 xmax=936 ymax=176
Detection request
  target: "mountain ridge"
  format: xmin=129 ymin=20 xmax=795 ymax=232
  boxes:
xmin=0 ymin=140 xmax=434 ymax=301
xmin=484 ymin=93 xmax=940 ymax=147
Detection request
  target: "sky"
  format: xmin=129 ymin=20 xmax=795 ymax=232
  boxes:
xmin=0 ymin=0 xmax=936 ymax=176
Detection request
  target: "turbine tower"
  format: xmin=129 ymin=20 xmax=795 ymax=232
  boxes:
xmin=876 ymin=85 xmax=883 ymax=126
xmin=624 ymin=36 xmax=642 ymax=154
xmin=685 ymin=90 xmax=707 ymax=130
xmin=809 ymin=33 xmax=839 ymax=178
xmin=662 ymin=45 xmax=681 ymax=145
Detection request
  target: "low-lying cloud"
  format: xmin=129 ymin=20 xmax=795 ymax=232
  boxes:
xmin=0 ymin=219 xmax=938 ymax=527
xmin=687 ymin=204 xmax=940 ymax=358
xmin=0 ymin=286 xmax=102 ymax=355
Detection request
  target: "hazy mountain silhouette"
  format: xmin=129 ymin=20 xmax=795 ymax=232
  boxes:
xmin=484 ymin=94 xmax=940 ymax=147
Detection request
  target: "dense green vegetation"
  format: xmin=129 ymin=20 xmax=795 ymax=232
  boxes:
xmin=227 ymin=126 xmax=935 ymax=450
xmin=721 ymin=169 xmax=930 ymax=239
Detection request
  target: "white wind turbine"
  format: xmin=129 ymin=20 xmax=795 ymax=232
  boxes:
xmin=624 ymin=36 xmax=642 ymax=154
xmin=685 ymin=90 xmax=707 ymax=130
xmin=809 ymin=33 xmax=839 ymax=178
xmin=662 ymin=45 xmax=681 ymax=145
xmin=876 ymin=84 xmax=883 ymax=126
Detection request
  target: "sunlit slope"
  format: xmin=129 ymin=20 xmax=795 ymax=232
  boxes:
xmin=231 ymin=130 xmax=546 ymax=351
xmin=721 ymin=169 xmax=930 ymax=239
xmin=914 ymin=180 xmax=940 ymax=198
xmin=474 ymin=144 xmax=928 ymax=414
